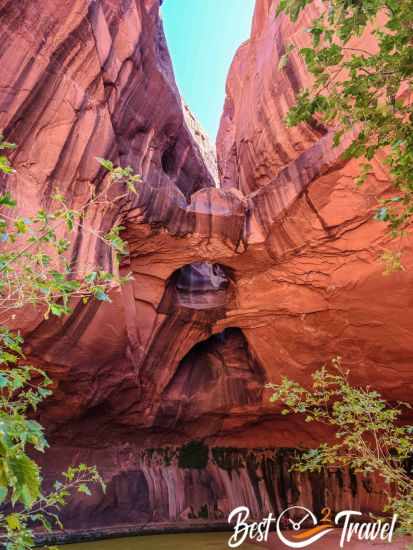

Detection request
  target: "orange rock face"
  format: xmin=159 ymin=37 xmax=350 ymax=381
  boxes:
xmin=1 ymin=0 xmax=412 ymax=535
xmin=216 ymin=0 xmax=413 ymax=408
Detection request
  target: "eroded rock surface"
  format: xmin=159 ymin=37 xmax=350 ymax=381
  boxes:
xmin=41 ymin=446 xmax=385 ymax=530
xmin=1 ymin=0 xmax=412 ymax=534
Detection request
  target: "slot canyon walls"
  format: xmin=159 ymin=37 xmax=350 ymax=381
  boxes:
xmin=0 ymin=0 xmax=412 ymax=535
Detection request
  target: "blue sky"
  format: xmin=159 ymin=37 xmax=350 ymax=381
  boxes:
xmin=161 ymin=0 xmax=255 ymax=142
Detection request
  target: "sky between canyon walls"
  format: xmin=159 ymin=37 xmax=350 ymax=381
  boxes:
xmin=162 ymin=0 xmax=255 ymax=141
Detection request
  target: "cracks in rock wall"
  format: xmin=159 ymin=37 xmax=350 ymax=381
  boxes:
xmin=304 ymin=188 xmax=332 ymax=235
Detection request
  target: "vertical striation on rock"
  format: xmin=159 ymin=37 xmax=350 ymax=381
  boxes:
xmin=217 ymin=0 xmax=327 ymax=194
xmin=41 ymin=446 xmax=386 ymax=531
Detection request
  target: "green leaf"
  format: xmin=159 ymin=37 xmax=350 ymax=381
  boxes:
xmin=0 ymin=192 xmax=16 ymax=208
xmin=64 ymin=210 xmax=75 ymax=231
xmin=6 ymin=513 xmax=20 ymax=530
xmin=96 ymin=157 xmax=114 ymax=171
xmin=0 ymin=137 xmax=16 ymax=150
xmin=50 ymin=303 xmax=66 ymax=317
xmin=77 ymin=483 xmax=91 ymax=496
xmin=0 ymin=156 xmax=15 ymax=174
xmin=9 ymin=453 xmax=41 ymax=507
xmin=85 ymin=271 xmax=97 ymax=283
xmin=14 ymin=218 xmax=27 ymax=234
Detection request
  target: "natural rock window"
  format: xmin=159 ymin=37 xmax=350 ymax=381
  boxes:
xmin=159 ymin=262 xmax=231 ymax=312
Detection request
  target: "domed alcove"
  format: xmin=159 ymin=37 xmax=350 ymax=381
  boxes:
xmin=153 ymin=327 xmax=266 ymax=433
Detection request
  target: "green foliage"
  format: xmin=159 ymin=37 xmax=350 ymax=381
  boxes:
xmin=0 ymin=135 xmax=16 ymax=176
xmin=2 ymin=464 xmax=104 ymax=550
xmin=0 ymin=147 xmax=141 ymax=318
xmin=0 ymin=139 xmax=141 ymax=548
xmin=0 ymin=331 xmax=106 ymax=549
xmin=268 ymin=357 xmax=413 ymax=537
xmin=277 ymin=0 xmax=413 ymax=238
xmin=178 ymin=441 xmax=209 ymax=470
xmin=96 ymin=158 xmax=141 ymax=195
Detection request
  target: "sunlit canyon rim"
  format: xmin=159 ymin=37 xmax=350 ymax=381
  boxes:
xmin=0 ymin=0 xmax=412 ymax=537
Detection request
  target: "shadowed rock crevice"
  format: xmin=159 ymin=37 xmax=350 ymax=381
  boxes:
xmin=161 ymin=143 xmax=177 ymax=176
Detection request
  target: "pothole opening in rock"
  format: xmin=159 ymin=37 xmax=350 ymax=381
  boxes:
xmin=159 ymin=261 xmax=232 ymax=312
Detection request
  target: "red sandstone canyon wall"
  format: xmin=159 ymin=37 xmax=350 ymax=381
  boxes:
xmin=0 ymin=0 xmax=411 ymax=535
xmin=216 ymin=0 xmax=413 ymax=407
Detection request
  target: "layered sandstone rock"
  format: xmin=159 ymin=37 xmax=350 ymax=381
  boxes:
xmin=1 ymin=0 xmax=412 ymax=535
